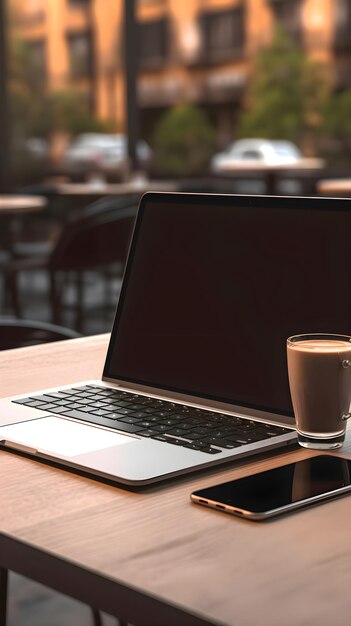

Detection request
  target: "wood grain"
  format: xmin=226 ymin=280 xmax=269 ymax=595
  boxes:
xmin=1 ymin=336 xmax=351 ymax=626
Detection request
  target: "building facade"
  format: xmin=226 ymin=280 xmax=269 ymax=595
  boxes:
xmin=12 ymin=0 xmax=351 ymax=146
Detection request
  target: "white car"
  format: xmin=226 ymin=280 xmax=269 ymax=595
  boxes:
xmin=210 ymin=138 xmax=304 ymax=173
xmin=63 ymin=133 xmax=152 ymax=178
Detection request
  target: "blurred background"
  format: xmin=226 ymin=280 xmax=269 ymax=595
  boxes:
xmin=2 ymin=2 xmax=351 ymax=622
xmin=1 ymin=0 xmax=351 ymax=341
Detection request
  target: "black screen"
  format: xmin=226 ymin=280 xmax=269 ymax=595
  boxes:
xmin=104 ymin=194 xmax=351 ymax=417
xmin=193 ymin=455 xmax=351 ymax=512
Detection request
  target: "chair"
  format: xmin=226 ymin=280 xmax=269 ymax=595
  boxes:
xmin=5 ymin=195 xmax=139 ymax=332
xmin=0 ymin=318 xmax=81 ymax=350
xmin=11 ymin=184 xmax=67 ymax=258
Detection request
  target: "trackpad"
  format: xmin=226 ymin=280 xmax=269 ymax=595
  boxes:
xmin=0 ymin=416 xmax=133 ymax=457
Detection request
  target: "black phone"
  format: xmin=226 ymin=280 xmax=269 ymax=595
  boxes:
xmin=191 ymin=455 xmax=351 ymax=521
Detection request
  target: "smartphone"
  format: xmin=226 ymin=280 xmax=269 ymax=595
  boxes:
xmin=191 ymin=454 xmax=351 ymax=521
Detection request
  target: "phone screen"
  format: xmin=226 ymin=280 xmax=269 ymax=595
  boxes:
xmin=191 ymin=455 xmax=351 ymax=518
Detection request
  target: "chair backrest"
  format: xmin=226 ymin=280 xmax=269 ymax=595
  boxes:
xmin=49 ymin=196 xmax=139 ymax=272
xmin=77 ymin=193 xmax=141 ymax=222
xmin=0 ymin=318 xmax=81 ymax=350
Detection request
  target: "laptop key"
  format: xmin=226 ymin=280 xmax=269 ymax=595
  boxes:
xmin=204 ymin=447 xmax=222 ymax=454
xmin=153 ymin=424 xmax=170 ymax=432
xmin=211 ymin=440 xmax=241 ymax=449
xmin=53 ymin=399 xmax=75 ymax=406
xmin=203 ymin=436 xmax=241 ymax=447
xmin=117 ymin=416 xmax=144 ymax=424
xmin=18 ymin=399 xmax=46 ymax=408
xmin=33 ymin=403 xmax=61 ymax=411
xmin=36 ymin=392 xmax=66 ymax=400
xmin=103 ymin=412 xmax=128 ymax=420
xmin=138 ymin=429 xmax=159 ymax=437
xmin=12 ymin=398 xmax=34 ymax=405
xmin=90 ymin=409 xmax=112 ymax=417
xmin=61 ymin=410 xmax=141 ymax=433
xmin=180 ymin=431 xmax=204 ymax=441
xmin=112 ymin=421 xmax=143 ymax=434
xmin=163 ymin=436 xmax=188 ymax=446
xmin=167 ymin=427 xmax=188 ymax=436
xmin=48 ymin=405 xmax=72 ymax=414
xmin=183 ymin=443 xmax=207 ymax=450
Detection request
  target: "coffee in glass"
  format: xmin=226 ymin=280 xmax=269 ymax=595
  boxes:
xmin=287 ymin=333 xmax=351 ymax=449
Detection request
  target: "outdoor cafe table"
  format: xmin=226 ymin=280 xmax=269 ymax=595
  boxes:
xmin=1 ymin=335 xmax=351 ymax=625
xmin=52 ymin=180 xmax=176 ymax=198
xmin=218 ymin=159 xmax=325 ymax=194
xmin=0 ymin=195 xmax=48 ymax=254
xmin=0 ymin=195 xmax=47 ymax=214
xmin=316 ymin=178 xmax=351 ymax=196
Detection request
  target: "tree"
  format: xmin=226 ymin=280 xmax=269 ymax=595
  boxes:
xmin=238 ymin=26 xmax=327 ymax=151
xmin=48 ymin=90 xmax=111 ymax=137
xmin=320 ymin=89 xmax=351 ymax=165
xmin=9 ymin=39 xmax=111 ymax=141
xmin=9 ymin=39 xmax=51 ymax=140
xmin=153 ymin=104 xmax=215 ymax=177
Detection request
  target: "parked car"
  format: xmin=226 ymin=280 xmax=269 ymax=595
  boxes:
xmin=210 ymin=138 xmax=304 ymax=173
xmin=62 ymin=133 xmax=153 ymax=180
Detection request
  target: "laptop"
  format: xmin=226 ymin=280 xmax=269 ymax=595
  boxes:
xmin=1 ymin=192 xmax=350 ymax=485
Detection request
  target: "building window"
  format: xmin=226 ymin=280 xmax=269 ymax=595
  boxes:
xmin=334 ymin=0 xmax=351 ymax=51
xmin=27 ymin=39 xmax=47 ymax=86
xmin=200 ymin=6 xmax=245 ymax=63
xmin=139 ymin=19 xmax=169 ymax=69
xmin=269 ymin=0 xmax=303 ymax=45
xmin=67 ymin=32 xmax=92 ymax=78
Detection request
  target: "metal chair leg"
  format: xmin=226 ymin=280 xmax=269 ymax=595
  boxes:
xmin=0 ymin=567 xmax=8 ymax=626
xmin=91 ymin=607 xmax=103 ymax=626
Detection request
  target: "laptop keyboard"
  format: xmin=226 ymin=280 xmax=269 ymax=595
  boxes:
xmin=12 ymin=384 xmax=293 ymax=455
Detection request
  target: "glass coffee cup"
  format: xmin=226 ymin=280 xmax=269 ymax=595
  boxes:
xmin=287 ymin=333 xmax=351 ymax=449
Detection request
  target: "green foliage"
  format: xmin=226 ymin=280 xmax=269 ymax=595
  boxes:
xmin=9 ymin=39 xmax=111 ymax=141
xmin=322 ymin=89 xmax=351 ymax=138
xmin=319 ymin=89 xmax=351 ymax=165
xmin=9 ymin=38 xmax=50 ymax=139
xmin=48 ymin=90 xmax=112 ymax=136
xmin=153 ymin=104 xmax=215 ymax=176
xmin=238 ymin=26 xmax=326 ymax=146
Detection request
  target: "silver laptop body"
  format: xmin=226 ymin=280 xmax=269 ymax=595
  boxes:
xmin=1 ymin=192 xmax=349 ymax=485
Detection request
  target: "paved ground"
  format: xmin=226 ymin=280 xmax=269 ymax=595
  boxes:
xmin=1 ymin=266 xmax=122 ymax=337
xmin=8 ymin=573 xmax=118 ymax=626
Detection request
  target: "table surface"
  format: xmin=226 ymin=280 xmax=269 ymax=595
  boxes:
xmin=317 ymin=178 xmax=351 ymax=195
xmin=53 ymin=180 xmax=176 ymax=196
xmin=1 ymin=335 xmax=351 ymax=626
xmin=217 ymin=157 xmax=325 ymax=172
xmin=0 ymin=195 xmax=47 ymax=213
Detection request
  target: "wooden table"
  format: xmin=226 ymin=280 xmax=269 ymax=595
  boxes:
xmin=316 ymin=178 xmax=351 ymax=196
xmin=1 ymin=335 xmax=351 ymax=626
xmin=0 ymin=195 xmax=47 ymax=214
xmin=218 ymin=159 xmax=325 ymax=194
xmin=53 ymin=180 xmax=177 ymax=197
xmin=0 ymin=194 xmax=48 ymax=257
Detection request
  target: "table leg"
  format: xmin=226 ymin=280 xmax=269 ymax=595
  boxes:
xmin=91 ymin=608 xmax=103 ymax=626
xmin=265 ymin=171 xmax=276 ymax=195
xmin=0 ymin=567 xmax=8 ymax=626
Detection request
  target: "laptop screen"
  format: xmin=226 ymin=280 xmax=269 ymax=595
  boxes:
xmin=104 ymin=194 xmax=351 ymax=418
